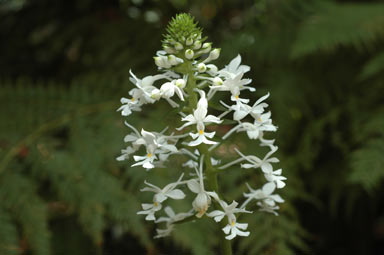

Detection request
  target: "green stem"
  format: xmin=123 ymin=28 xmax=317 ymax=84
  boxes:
xmin=185 ymin=64 xmax=232 ymax=255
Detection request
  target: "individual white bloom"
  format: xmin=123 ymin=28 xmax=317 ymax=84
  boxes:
xmin=177 ymin=90 xmax=222 ymax=146
xmin=207 ymin=200 xmax=251 ymax=240
xmin=219 ymin=54 xmax=251 ymax=78
xmin=116 ymin=123 xmax=144 ymax=161
xmin=243 ymin=182 xmax=284 ymax=215
xmin=237 ymin=146 xmax=279 ymax=172
xmin=131 ymin=129 xmax=178 ymax=169
xmin=207 ymin=200 xmax=251 ymax=223
xmin=132 ymin=153 xmax=157 ymax=169
xmin=141 ymin=173 xmax=186 ymax=203
xmin=227 ymin=93 xmax=269 ymax=121
xmin=222 ymin=113 xmax=277 ymax=141
xmin=241 ymin=119 xmax=276 ymax=140
xmin=210 ymin=72 xmax=254 ymax=99
xmin=127 ymin=69 xmax=170 ymax=104
xmin=160 ymin=81 xmax=185 ymax=101
xmin=154 ymin=206 xmax=194 ymax=238
xmin=222 ymin=219 xmax=250 ymax=240
xmin=264 ymin=168 xmax=287 ymax=189
xmin=156 ymin=206 xmax=194 ymax=223
xmin=117 ymin=96 xmax=141 ymax=116
xmin=187 ymin=155 xmax=218 ymax=218
xmin=185 ymin=49 xmax=194 ymax=59
xmin=137 ymin=201 xmax=162 ymax=221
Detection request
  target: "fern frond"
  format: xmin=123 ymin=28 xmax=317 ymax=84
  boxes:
xmin=292 ymin=3 xmax=384 ymax=58
xmin=0 ymin=208 xmax=19 ymax=255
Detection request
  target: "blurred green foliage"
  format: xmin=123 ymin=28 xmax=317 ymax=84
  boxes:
xmin=0 ymin=0 xmax=383 ymax=254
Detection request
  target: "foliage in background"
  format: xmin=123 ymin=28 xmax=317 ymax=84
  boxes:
xmin=0 ymin=0 xmax=383 ymax=254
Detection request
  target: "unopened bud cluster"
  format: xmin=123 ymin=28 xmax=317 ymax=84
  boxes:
xmin=117 ymin=13 xmax=286 ymax=241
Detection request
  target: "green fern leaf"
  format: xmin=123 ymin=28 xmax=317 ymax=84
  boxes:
xmin=292 ymin=3 xmax=384 ymax=58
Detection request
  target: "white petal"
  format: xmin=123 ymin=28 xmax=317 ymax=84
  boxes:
xmin=188 ymin=135 xmax=204 ymax=146
xmin=261 ymin=162 xmax=273 ymax=173
xmin=234 ymin=228 xmax=250 ymax=237
xmin=271 ymin=194 xmax=284 ymax=203
xmin=222 ymin=224 xmax=231 ymax=234
xmin=143 ymin=161 xmax=155 ymax=169
xmin=225 ymin=230 xmax=237 ymax=240
xmin=164 ymin=206 xmax=175 ymax=218
xmin=276 ymin=180 xmax=286 ymax=189
xmin=124 ymin=134 xmax=138 ymax=142
xmin=262 ymin=182 xmax=276 ymax=195
xmin=166 ymin=189 xmax=186 ymax=200
xmin=155 ymin=193 xmax=168 ymax=203
xmin=187 ymin=179 xmax=200 ymax=193
xmin=204 ymin=115 xmax=222 ymax=124
xmin=234 ymin=110 xmax=248 ymax=121
xmin=235 ymin=222 xmax=248 ymax=230
xmin=246 ymin=130 xmax=260 ymax=139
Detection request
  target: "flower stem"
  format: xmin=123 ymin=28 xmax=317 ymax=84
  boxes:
xmin=185 ymin=66 xmax=232 ymax=255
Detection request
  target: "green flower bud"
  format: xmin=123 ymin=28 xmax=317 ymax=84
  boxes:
xmin=185 ymin=49 xmax=194 ymax=59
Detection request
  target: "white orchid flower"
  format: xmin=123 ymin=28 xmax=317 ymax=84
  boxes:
xmin=160 ymin=80 xmax=185 ymax=101
xmin=242 ymin=182 xmax=284 ymax=215
xmin=210 ymin=72 xmax=254 ymax=100
xmin=141 ymin=173 xmax=186 ymax=203
xmin=207 ymin=200 xmax=251 ymax=240
xmin=237 ymin=146 xmax=280 ymax=172
xmin=154 ymin=206 xmax=194 ymax=238
xmin=187 ymin=155 xmax=218 ymax=218
xmin=130 ymin=128 xmax=179 ymax=169
xmin=137 ymin=201 xmax=162 ymax=221
xmin=177 ymin=90 xmax=222 ymax=146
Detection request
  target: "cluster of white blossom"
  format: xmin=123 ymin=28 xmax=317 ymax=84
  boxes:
xmin=117 ymin=15 xmax=286 ymax=240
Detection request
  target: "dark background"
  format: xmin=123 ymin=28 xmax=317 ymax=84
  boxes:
xmin=1 ymin=0 xmax=384 ymax=254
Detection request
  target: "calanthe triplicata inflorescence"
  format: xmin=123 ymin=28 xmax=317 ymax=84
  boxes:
xmin=117 ymin=13 xmax=286 ymax=241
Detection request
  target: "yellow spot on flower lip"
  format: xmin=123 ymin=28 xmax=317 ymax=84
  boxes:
xmin=131 ymin=98 xmax=135 ymax=102
xmin=199 ymin=130 xmax=204 ymax=135
xmin=231 ymin=220 xmax=235 ymax=227
xmin=235 ymin=95 xmax=239 ymax=100
xmin=147 ymin=153 xmax=152 ymax=158
xmin=154 ymin=202 xmax=158 ymax=207
xmin=257 ymin=117 xmax=262 ymax=122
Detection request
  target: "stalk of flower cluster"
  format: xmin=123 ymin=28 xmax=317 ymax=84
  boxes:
xmin=183 ymin=56 xmax=233 ymax=255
